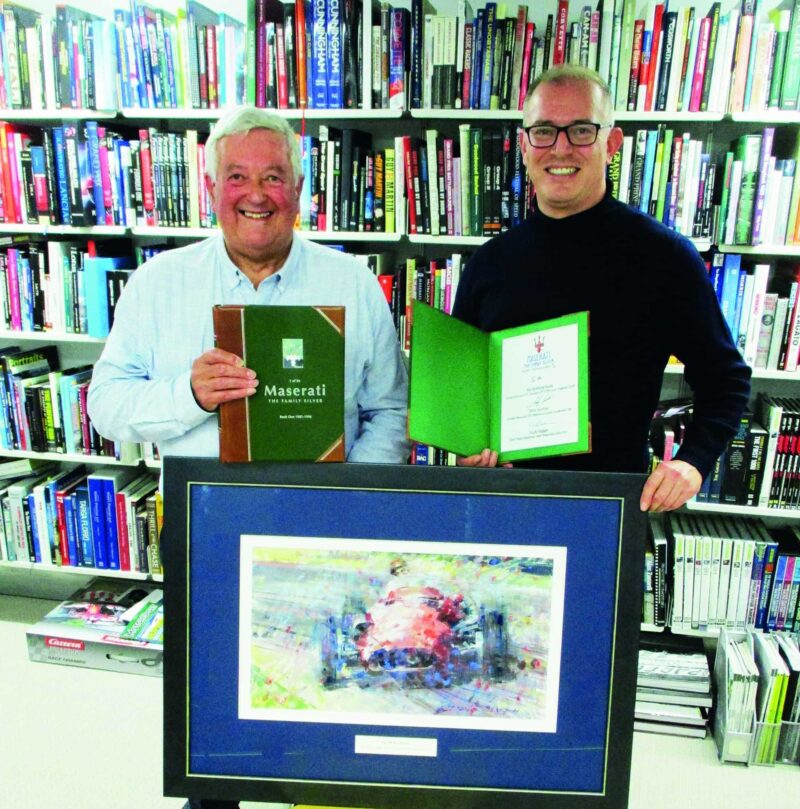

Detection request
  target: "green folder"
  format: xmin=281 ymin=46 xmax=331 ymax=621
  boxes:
xmin=409 ymin=302 xmax=590 ymax=463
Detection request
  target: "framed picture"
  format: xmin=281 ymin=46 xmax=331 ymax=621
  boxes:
xmin=163 ymin=460 xmax=647 ymax=808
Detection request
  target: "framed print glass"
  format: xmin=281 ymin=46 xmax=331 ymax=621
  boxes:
xmin=163 ymin=460 xmax=647 ymax=808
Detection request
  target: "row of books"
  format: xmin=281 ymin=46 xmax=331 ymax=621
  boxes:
xmin=610 ymin=127 xmax=718 ymax=241
xmin=611 ymin=0 xmax=800 ymax=115
xmin=610 ymin=126 xmax=800 ymax=247
xmin=0 ymin=343 xmax=139 ymax=461
xmin=0 ymin=1 xmax=247 ymax=112
xmin=709 ymin=256 xmax=800 ymax=373
xmin=399 ymin=126 xmax=530 ymax=237
xmin=719 ymin=128 xmax=800 ymax=248
xmin=0 ymin=121 xmax=217 ymax=230
xmin=714 ymin=628 xmax=800 ymax=765
xmin=703 ymin=395 xmax=800 ymax=511
xmin=666 ymin=512 xmax=800 ymax=633
xmin=1 ymin=117 xmax=799 ymax=251
xmin=651 ymin=393 xmax=800 ymax=510
xmin=0 ymin=239 xmax=135 ymax=338
xmin=0 ymin=463 xmax=162 ymax=575
xmin=1 ymin=0 xmax=798 ymax=114
xmin=377 ymin=1 xmax=599 ymax=112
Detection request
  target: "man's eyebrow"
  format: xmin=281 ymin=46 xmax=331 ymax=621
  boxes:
xmin=222 ymin=163 xmax=288 ymax=173
xmin=528 ymin=118 xmax=595 ymax=126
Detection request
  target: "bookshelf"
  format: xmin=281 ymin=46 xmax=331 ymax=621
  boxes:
xmin=0 ymin=1 xmax=794 ymax=613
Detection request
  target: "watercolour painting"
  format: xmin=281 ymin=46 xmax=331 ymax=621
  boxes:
xmin=238 ymin=536 xmax=566 ymax=733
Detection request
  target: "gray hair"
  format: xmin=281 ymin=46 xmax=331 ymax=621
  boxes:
xmin=204 ymin=106 xmax=303 ymax=183
xmin=524 ymin=65 xmax=615 ymax=125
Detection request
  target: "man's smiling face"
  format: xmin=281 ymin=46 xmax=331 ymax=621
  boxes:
xmin=521 ymin=79 xmax=622 ymax=219
xmin=205 ymin=128 xmax=302 ymax=270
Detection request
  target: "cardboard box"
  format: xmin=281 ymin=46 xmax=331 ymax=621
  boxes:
xmin=25 ymin=578 xmax=163 ymax=677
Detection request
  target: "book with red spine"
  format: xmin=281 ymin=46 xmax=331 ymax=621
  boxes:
xmin=689 ymin=16 xmax=712 ymax=112
xmin=276 ymin=21 xmax=289 ymax=108
xmin=518 ymin=22 xmax=535 ymax=109
xmin=137 ymin=129 xmax=156 ymax=226
xmin=553 ymin=0 xmax=569 ymax=66
xmin=628 ymin=19 xmax=645 ymax=111
xmin=644 ymin=3 xmax=666 ymax=110
xmin=97 ymin=127 xmax=114 ymax=225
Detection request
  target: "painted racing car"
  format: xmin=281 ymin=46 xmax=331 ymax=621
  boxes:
xmin=319 ymin=585 xmax=509 ymax=688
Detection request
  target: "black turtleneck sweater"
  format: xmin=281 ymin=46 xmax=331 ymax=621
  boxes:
xmin=452 ymin=191 xmax=752 ymax=478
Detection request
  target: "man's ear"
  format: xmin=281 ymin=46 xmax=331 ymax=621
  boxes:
xmin=606 ymin=126 xmax=624 ymax=163
xmin=204 ymin=174 xmax=216 ymax=209
xmin=295 ymin=175 xmax=304 ymax=199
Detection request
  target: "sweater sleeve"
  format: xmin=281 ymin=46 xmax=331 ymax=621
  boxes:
xmin=667 ymin=239 xmax=752 ymax=479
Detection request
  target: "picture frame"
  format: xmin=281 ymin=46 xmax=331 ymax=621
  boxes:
xmin=163 ymin=459 xmax=647 ymax=808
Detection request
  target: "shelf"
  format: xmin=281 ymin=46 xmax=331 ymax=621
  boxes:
xmin=0 ymin=329 xmax=105 ymax=344
xmin=0 ymin=108 xmax=117 ymax=120
xmin=684 ymin=501 xmax=800 ymax=519
xmin=0 ymin=448 xmax=141 ymax=466
xmin=144 ymin=459 xmax=162 ymax=470
xmin=0 ymin=559 xmax=161 ymax=581
xmin=730 ymin=111 xmax=800 ymax=124
xmin=640 ymin=622 xmax=666 ymax=633
xmin=408 ymin=234 xmax=488 ymax=246
xmin=615 ymin=111 xmax=725 ymax=122
xmin=0 ymin=224 xmax=127 ymax=236
xmin=663 ymin=363 xmax=800 ymax=381
xmin=129 ymin=226 xmax=213 ymax=239
xmin=410 ymin=109 xmax=523 ymax=120
xmin=120 ymin=107 xmax=404 ymax=121
xmin=718 ymin=244 xmax=800 ymax=257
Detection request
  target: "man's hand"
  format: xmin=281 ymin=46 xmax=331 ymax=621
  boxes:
xmin=191 ymin=349 xmax=258 ymax=412
xmin=639 ymin=459 xmax=702 ymax=512
xmin=456 ymin=449 xmax=513 ymax=468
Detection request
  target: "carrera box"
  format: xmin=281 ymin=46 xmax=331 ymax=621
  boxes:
xmin=25 ymin=578 xmax=163 ymax=677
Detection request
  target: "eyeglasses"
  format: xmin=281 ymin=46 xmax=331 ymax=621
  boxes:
xmin=522 ymin=122 xmax=611 ymax=148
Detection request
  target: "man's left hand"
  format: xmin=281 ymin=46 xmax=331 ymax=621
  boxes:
xmin=639 ymin=459 xmax=702 ymax=512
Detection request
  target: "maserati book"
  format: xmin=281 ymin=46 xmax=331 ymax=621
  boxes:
xmin=409 ymin=302 xmax=590 ymax=463
xmin=213 ymin=305 xmax=345 ymax=463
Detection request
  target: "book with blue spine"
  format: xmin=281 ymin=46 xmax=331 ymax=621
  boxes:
xmin=479 ymin=3 xmax=496 ymax=109
xmin=112 ymin=9 xmax=133 ymax=108
xmin=50 ymin=127 xmax=71 ymax=226
xmin=719 ymin=252 xmax=742 ymax=336
xmin=639 ymin=129 xmax=659 ymax=214
xmin=84 ymin=256 xmax=135 ymax=339
xmin=26 ymin=492 xmax=41 ymax=564
xmin=469 ymin=9 xmax=484 ymax=110
xmin=63 ymin=491 xmax=80 ymax=567
xmin=86 ymin=473 xmax=108 ymax=569
xmin=75 ymin=484 xmax=94 ymax=568
xmin=310 ymin=0 xmax=328 ymax=107
xmin=326 ymin=0 xmax=343 ymax=107
xmin=84 ymin=121 xmax=105 ymax=226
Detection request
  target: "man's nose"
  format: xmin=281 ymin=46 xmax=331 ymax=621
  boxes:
xmin=551 ymin=130 xmax=573 ymax=152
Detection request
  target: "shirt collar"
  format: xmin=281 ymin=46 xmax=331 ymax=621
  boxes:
xmin=214 ymin=231 xmax=302 ymax=291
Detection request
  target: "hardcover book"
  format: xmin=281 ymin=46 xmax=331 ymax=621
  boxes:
xmin=213 ymin=304 xmax=345 ymax=463
xmin=409 ymin=302 xmax=590 ymax=463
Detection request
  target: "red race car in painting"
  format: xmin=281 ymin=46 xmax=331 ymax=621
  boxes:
xmin=319 ymin=585 xmax=509 ymax=688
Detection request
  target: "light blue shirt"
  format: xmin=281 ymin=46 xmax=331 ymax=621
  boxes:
xmin=87 ymin=233 xmax=410 ymax=464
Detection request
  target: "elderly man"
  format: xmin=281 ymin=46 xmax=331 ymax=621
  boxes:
xmin=88 ymin=106 xmax=410 ymax=465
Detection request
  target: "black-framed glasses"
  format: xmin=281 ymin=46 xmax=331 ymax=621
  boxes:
xmin=522 ymin=122 xmax=611 ymax=148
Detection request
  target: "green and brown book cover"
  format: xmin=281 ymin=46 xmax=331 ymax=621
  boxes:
xmin=213 ymin=305 xmax=345 ymax=463
xmin=409 ymin=302 xmax=590 ymax=463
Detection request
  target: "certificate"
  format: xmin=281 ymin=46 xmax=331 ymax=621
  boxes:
xmin=409 ymin=302 xmax=590 ymax=463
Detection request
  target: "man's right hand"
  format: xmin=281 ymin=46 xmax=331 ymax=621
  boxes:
xmin=456 ymin=449 xmax=513 ymax=468
xmin=190 ymin=349 xmax=258 ymax=412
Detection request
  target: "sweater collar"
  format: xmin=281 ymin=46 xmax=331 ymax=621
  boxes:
xmin=530 ymin=184 xmax=616 ymax=230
